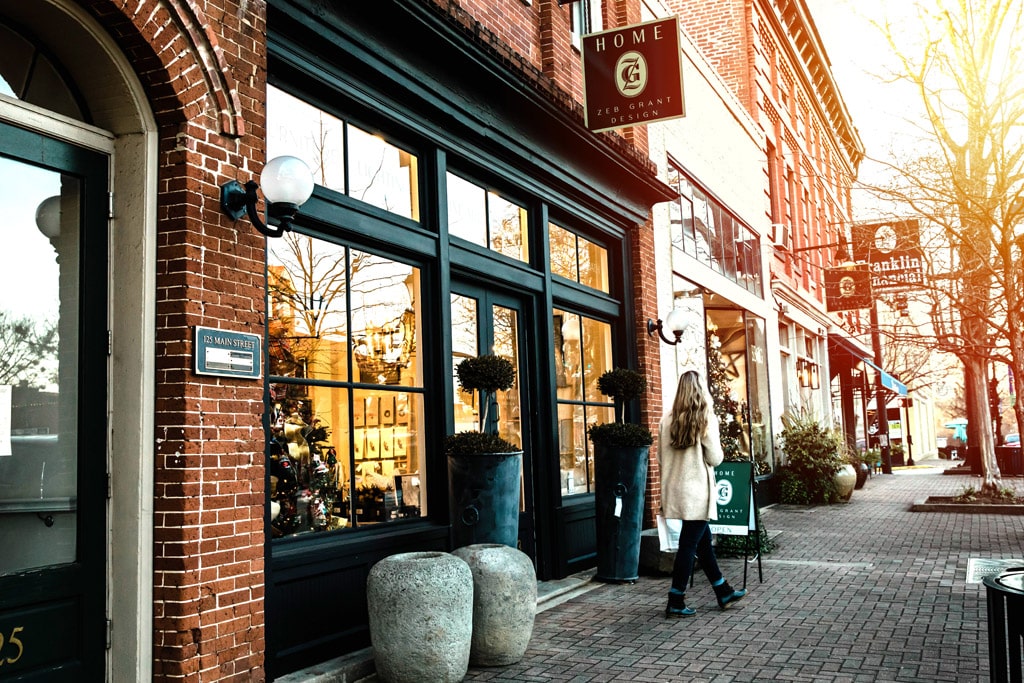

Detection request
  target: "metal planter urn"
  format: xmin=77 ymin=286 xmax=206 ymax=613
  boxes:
xmin=447 ymin=354 xmax=523 ymax=549
xmin=366 ymin=551 xmax=473 ymax=683
xmin=447 ymin=449 xmax=523 ymax=548
xmin=592 ymin=441 xmax=650 ymax=582
xmin=452 ymin=543 xmax=536 ymax=666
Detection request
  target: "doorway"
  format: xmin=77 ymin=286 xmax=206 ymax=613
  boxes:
xmin=0 ymin=121 xmax=108 ymax=680
xmin=450 ymin=283 xmax=536 ymax=557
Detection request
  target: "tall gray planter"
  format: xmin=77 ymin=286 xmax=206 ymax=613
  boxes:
xmin=447 ymin=451 xmax=522 ymax=548
xmin=367 ymin=551 xmax=473 ymax=683
xmin=453 ymin=543 xmax=536 ymax=666
xmin=593 ymin=444 xmax=649 ymax=582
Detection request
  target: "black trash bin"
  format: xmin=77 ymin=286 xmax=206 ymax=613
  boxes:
xmin=984 ymin=567 xmax=1024 ymax=682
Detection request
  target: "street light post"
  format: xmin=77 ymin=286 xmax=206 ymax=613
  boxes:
xmin=870 ymin=300 xmax=893 ymax=474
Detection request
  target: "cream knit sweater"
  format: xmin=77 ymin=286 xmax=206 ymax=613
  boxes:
xmin=658 ymin=407 xmax=724 ymax=521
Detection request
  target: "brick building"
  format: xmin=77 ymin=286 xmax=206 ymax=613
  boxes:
xmin=0 ymin=0 xmax=678 ymax=679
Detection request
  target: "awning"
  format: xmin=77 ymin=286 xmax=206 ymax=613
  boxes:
xmin=861 ymin=358 xmax=908 ymax=396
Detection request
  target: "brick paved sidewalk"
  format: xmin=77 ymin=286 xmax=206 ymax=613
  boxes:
xmin=460 ymin=459 xmax=1024 ymax=683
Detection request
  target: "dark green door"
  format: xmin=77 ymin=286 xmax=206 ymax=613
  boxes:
xmin=0 ymin=121 xmax=108 ymax=680
xmin=450 ymin=283 xmax=536 ymax=558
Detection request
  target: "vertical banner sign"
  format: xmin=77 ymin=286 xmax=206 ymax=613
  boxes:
xmin=851 ymin=219 xmax=924 ymax=293
xmin=581 ymin=16 xmax=685 ymax=133
xmin=711 ymin=461 xmax=754 ymax=536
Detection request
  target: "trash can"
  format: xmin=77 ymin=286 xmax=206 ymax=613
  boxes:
xmin=984 ymin=567 xmax=1024 ymax=682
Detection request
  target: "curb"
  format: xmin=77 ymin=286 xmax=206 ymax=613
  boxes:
xmin=910 ymin=498 xmax=1024 ymax=514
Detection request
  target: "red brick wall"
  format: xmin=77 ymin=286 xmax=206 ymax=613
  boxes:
xmin=85 ymin=1 xmax=268 ymax=680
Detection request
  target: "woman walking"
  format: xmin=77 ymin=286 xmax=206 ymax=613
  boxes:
xmin=659 ymin=370 xmax=747 ymax=617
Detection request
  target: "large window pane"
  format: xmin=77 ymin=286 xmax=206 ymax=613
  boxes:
xmin=351 ymin=251 xmax=421 ymax=388
xmin=347 ymin=123 xmax=419 ymax=221
xmin=446 ymin=172 xmax=529 ymax=263
xmin=488 ymin=193 xmax=528 ymax=262
xmin=553 ymin=309 xmax=614 ymax=496
xmin=549 ymin=223 xmax=578 ymax=283
xmin=577 ymin=235 xmax=609 ymax=292
xmin=268 ymin=235 xmax=349 ymax=381
xmin=0 ymin=162 xmax=78 ymax=572
xmin=446 ymin=173 xmax=487 ymax=247
xmin=267 ymin=85 xmax=345 ymax=194
xmin=268 ymin=235 xmax=425 ymax=539
xmin=268 ymin=85 xmax=420 ymax=222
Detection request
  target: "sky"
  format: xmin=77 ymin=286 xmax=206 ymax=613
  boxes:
xmin=803 ymin=0 xmax=924 ymax=219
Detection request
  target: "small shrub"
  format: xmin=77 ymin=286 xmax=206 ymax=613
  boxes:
xmin=455 ymin=354 xmax=516 ymax=393
xmin=778 ymin=410 xmax=846 ymax=504
xmin=444 ymin=431 xmax=519 ymax=456
xmin=587 ymin=422 xmax=653 ymax=448
xmin=777 ymin=466 xmax=812 ymax=505
xmin=596 ymin=367 xmax=647 ymax=401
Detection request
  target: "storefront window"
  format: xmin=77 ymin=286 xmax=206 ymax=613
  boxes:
xmin=267 ymin=84 xmax=420 ymax=221
xmin=553 ymin=310 xmax=613 ymax=495
xmin=549 ymin=222 xmax=609 ymax=293
xmin=446 ymin=172 xmax=529 ymax=263
xmin=268 ymin=235 xmax=425 ymax=537
xmin=706 ymin=309 xmax=773 ymax=474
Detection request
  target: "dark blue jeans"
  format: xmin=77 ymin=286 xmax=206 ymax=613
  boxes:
xmin=670 ymin=520 xmax=723 ymax=594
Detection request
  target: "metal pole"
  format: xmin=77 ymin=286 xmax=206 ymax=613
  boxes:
xmin=870 ymin=301 xmax=893 ymax=473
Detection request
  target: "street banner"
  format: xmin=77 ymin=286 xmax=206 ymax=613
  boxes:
xmin=581 ymin=16 xmax=685 ymax=132
xmin=825 ymin=263 xmax=873 ymax=311
xmin=851 ymin=219 xmax=924 ymax=293
xmin=711 ymin=461 xmax=754 ymax=536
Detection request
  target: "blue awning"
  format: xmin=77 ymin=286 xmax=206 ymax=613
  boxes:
xmin=862 ymin=358 xmax=908 ymax=396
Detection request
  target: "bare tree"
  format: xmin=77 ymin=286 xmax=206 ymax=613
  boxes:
xmin=0 ymin=310 xmax=58 ymax=388
xmin=860 ymin=0 xmax=1024 ymax=492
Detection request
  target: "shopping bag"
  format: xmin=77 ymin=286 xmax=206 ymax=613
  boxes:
xmin=656 ymin=514 xmax=681 ymax=552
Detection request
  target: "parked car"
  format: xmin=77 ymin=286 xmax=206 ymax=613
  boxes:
xmin=1004 ymin=433 xmax=1020 ymax=448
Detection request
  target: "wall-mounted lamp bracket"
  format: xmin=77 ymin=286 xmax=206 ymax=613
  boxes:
xmin=220 ymin=179 xmax=297 ymax=238
xmin=647 ymin=318 xmax=682 ymax=346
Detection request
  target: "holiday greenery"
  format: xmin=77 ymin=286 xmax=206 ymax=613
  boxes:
xmin=705 ymin=329 xmax=743 ymax=461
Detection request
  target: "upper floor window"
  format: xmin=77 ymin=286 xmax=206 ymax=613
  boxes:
xmin=267 ymin=84 xmax=420 ymax=221
xmin=549 ymin=222 xmax=609 ymax=293
xmin=667 ymin=160 xmax=763 ymax=297
xmin=446 ymin=171 xmax=529 ymax=263
xmin=569 ymin=0 xmax=603 ymax=49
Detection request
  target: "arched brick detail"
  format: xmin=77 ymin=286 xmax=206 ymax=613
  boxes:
xmin=84 ymin=0 xmax=248 ymax=137
xmin=76 ymin=1 xmax=268 ymax=681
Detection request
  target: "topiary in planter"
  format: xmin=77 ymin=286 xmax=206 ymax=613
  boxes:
xmin=587 ymin=422 xmax=654 ymax=448
xmin=455 ymin=354 xmax=516 ymax=436
xmin=445 ymin=431 xmax=520 ymax=456
xmin=597 ymin=367 xmax=647 ymax=425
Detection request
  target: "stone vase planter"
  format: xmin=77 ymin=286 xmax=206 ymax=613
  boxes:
xmin=453 ymin=543 xmax=536 ymax=666
xmin=367 ymin=551 xmax=473 ymax=683
xmin=834 ymin=464 xmax=857 ymax=501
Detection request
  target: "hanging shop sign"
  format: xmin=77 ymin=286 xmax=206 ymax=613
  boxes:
xmin=194 ymin=326 xmax=262 ymax=379
xmin=824 ymin=263 xmax=873 ymax=312
xmin=851 ymin=219 xmax=924 ymax=293
xmin=581 ymin=16 xmax=685 ymax=133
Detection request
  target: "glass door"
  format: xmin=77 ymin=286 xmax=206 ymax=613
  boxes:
xmin=0 ymin=121 xmax=107 ymax=681
xmin=451 ymin=284 xmax=534 ymax=556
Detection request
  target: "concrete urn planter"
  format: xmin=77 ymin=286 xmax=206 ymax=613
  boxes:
xmin=367 ymin=551 xmax=473 ymax=683
xmin=834 ymin=464 xmax=857 ymax=501
xmin=452 ymin=543 xmax=536 ymax=666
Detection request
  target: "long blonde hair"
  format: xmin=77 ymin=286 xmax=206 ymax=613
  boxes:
xmin=668 ymin=371 xmax=708 ymax=449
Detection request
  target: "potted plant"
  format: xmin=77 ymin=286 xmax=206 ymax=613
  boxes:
xmin=777 ymin=410 xmax=850 ymax=504
xmin=587 ymin=367 xmax=653 ymax=582
xmin=446 ymin=354 xmax=523 ymax=548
